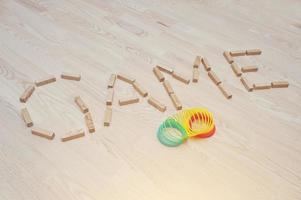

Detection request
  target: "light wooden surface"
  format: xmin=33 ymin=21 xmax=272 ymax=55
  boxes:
xmin=0 ymin=0 xmax=301 ymax=199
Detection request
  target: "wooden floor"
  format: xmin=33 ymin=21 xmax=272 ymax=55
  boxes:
xmin=1 ymin=0 xmax=301 ymax=199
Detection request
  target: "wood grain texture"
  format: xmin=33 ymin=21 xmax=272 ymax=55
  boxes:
xmin=0 ymin=0 xmax=301 ymax=200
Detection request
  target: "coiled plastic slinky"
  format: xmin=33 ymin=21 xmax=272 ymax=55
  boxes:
xmin=157 ymin=107 xmax=215 ymax=147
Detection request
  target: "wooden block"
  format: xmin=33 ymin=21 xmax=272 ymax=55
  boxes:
xmin=119 ymin=97 xmax=139 ymax=106
xmin=231 ymin=63 xmax=242 ymax=77
xmin=132 ymin=81 xmax=148 ymax=97
xmin=85 ymin=112 xmax=95 ymax=133
xmin=74 ymin=96 xmax=89 ymax=113
xmin=201 ymin=57 xmax=211 ymax=71
xmin=153 ymin=67 xmax=165 ymax=82
xmin=172 ymin=72 xmax=190 ymax=84
xmin=103 ymin=106 xmax=112 ymax=126
xmin=192 ymin=68 xmax=199 ymax=83
xmin=107 ymin=74 xmax=116 ymax=88
xmin=253 ymin=83 xmax=271 ymax=90
xmin=169 ymin=93 xmax=182 ymax=110
xmin=193 ymin=56 xmax=201 ymax=68
xmin=208 ymin=71 xmax=222 ymax=85
xmin=35 ymin=75 xmax=56 ymax=87
xmin=106 ymin=88 xmax=114 ymax=106
xmin=218 ymin=84 xmax=232 ymax=99
xmin=241 ymin=66 xmax=258 ymax=73
xmin=31 ymin=128 xmax=55 ymax=140
xmin=246 ymin=49 xmax=262 ymax=55
xmin=230 ymin=50 xmax=246 ymax=57
xmin=21 ymin=108 xmax=33 ymax=127
xmin=157 ymin=65 xmax=173 ymax=74
xmin=271 ymin=81 xmax=289 ymax=88
xmin=19 ymin=85 xmax=35 ymax=103
xmin=61 ymin=72 xmax=81 ymax=81
xmin=223 ymin=51 xmax=234 ymax=64
xmin=117 ymin=73 xmax=135 ymax=84
xmin=61 ymin=129 xmax=85 ymax=142
xmin=147 ymin=97 xmax=166 ymax=112
xmin=163 ymin=80 xmax=174 ymax=94
xmin=240 ymin=77 xmax=253 ymax=92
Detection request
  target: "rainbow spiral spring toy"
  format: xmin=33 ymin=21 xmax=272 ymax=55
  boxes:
xmin=157 ymin=107 xmax=215 ymax=147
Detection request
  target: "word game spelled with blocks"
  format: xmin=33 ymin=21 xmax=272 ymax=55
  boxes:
xmin=17 ymin=48 xmax=291 ymax=143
